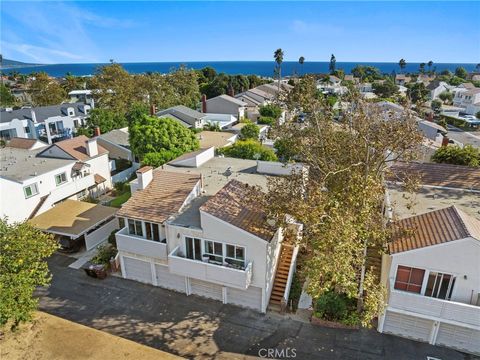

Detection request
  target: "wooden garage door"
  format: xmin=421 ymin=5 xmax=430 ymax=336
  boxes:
xmin=383 ymin=311 xmax=433 ymax=342
xmin=123 ymin=256 xmax=152 ymax=284
xmin=227 ymin=286 xmax=263 ymax=312
xmin=190 ymin=279 xmax=223 ymax=301
xmin=436 ymin=323 xmax=480 ymax=355
xmin=154 ymin=264 xmax=186 ymax=293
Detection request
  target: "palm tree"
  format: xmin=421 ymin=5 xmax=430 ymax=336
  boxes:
xmin=427 ymin=60 xmax=433 ymax=73
xmin=274 ymin=48 xmax=284 ymax=92
xmin=329 ymin=54 xmax=336 ymax=74
xmin=398 ymin=59 xmax=406 ymax=73
xmin=299 ymin=56 xmax=305 ymax=76
xmin=419 ymin=63 xmax=426 ymax=74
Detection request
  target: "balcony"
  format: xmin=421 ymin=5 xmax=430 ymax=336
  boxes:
xmin=49 ymin=174 xmax=95 ymax=204
xmin=116 ymin=227 xmax=167 ymax=260
xmin=168 ymin=246 xmax=253 ymax=290
xmin=388 ymin=289 xmax=480 ymax=328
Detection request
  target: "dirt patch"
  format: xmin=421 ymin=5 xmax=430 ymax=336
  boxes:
xmin=0 ymin=312 xmax=180 ymax=360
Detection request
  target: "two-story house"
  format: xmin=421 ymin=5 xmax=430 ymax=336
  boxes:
xmin=0 ymin=103 xmax=92 ymax=143
xmin=0 ymin=135 xmax=111 ymax=223
xmin=453 ymin=87 xmax=480 ymax=115
xmin=115 ymin=158 xmax=298 ymax=313
xmin=201 ymin=94 xmax=247 ymax=120
xmin=378 ymin=206 xmax=480 ymax=355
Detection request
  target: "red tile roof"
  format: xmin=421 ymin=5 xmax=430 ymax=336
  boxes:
xmin=6 ymin=137 xmax=42 ymax=149
xmin=55 ymin=136 xmax=108 ymax=161
xmin=200 ymin=179 xmax=275 ymax=241
xmin=389 ymin=206 xmax=480 ymax=254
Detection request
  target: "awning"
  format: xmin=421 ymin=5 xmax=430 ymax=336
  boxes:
xmin=94 ymin=174 xmax=107 ymax=184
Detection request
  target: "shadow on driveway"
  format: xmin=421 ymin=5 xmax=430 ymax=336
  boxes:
xmin=36 ymin=254 xmax=471 ymax=360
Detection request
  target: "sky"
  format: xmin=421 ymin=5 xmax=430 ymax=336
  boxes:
xmin=1 ymin=1 xmax=479 ymax=64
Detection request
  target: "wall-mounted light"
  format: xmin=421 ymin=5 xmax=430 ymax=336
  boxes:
xmin=177 ymin=233 xmax=180 ymax=239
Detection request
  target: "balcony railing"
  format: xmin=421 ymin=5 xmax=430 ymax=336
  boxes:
xmin=168 ymin=246 xmax=253 ymax=290
xmin=116 ymin=227 xmax=167 ymax=260
xmin=388 ymin=289 xmax=480 ymax=328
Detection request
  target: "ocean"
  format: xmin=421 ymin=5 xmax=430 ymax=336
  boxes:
xmin=3 ymin=61 xmax=478 ymax=78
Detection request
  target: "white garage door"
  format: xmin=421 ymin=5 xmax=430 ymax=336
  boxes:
xmin=155 ymin=264 xmax=186 ymax=293
xmin=383 ymin=311 xmax=433 ymax=342
xmin=190 ymin=279 xmax=223 ymax=301
xmin=123 ymin=256 xmax=152 ymax=284
xmin=227 ymin=286 xmax=262 ymax=312
xmin=436 ymin=323 xmax=480 ymax=355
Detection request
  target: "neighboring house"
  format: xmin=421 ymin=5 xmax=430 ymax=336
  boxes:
xmin=426 ymin=80 xmax=451 ymax=100
xmin=0 ymin=135 xmax=111 ymax=223
xmin=395 ymin=74 xmax=411 ymax=86
xmin=156 ymin=105 xmax=206 ymax=129
xmin=196 ymin=131 xmax=237 ymax=149
xmin=201 ymin=94 xmax=247 ymax=119
xmin=343 ymin=75 xmax=358 ymax=83
xmin=115 ymin=157 xmax=299 ymax=313
xmin=453 ymin=87 xmax=480 ymax=115
xmin=68 ymin=90 xmax=94 ymax=106
xmin=378 ymin=206 xmax=480 ymax=355
xmin=0 ymin=103 xmax=92 ymax=143
xmin=329 ymin=75 xmax=341 ymax=85
xmin=97 ymin=128 xmax=137 ymax=163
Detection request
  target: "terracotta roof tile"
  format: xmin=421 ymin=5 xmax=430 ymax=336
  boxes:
xmin=6 ymin=137 xmax=43 ymax=149
xmin=389 ymin=206 xmax=480 ymax=254
xmin=200 ymin=179 xmax=275 ymax=241
xmin=388 ymin=161 xmax=480 ymax=191
xmin=117 ymin=170 xmax=201 ymax=224
xmin=94 ymin=174 xmax=106 ymax=184
xmin=55 ymin=136 xmax=108 ymax=161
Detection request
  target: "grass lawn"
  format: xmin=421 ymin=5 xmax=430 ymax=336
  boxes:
xmin=109 ymin=191 xmax=131 ymax=208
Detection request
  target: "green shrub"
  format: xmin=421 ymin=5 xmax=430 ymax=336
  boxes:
xmin=91 ymin=244 xmax=117 ymax=267
xmin=259 ymin=104 xmax=282 ymax=119
xmin=288 ymin=272 xmax=303 ymax=311
xmin=218 ymin=140 xmax=277 ymax=161
xmin=314 ymin=291 xmax=355 ymax=322
xmin=142 ymin=149 xmax=182 ymax=167
xmin=240 ymin=122 xmax=260 ymax=140
xmin=432 ymin=145 xmax=479 ymax=167
xmin=258 ymin=116 xmax=275 ymax=126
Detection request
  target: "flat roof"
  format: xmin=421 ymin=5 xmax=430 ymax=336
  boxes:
xmin=29 ymin=200 xmax=117 ymax=237
xmin=0 ymin=146 xmax=74 ymax=182
xmin=197 ymin=131 xmax=236 ymax=148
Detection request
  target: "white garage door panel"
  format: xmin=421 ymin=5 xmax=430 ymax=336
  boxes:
xmin=155 ymin=264 xmax=186 ymax=293
xmin=228 ymin=286 xmax=262 ymax=311
xmin=190 ymin=279 xmax=223 ymax=301
xmin=436 ymin=323 xmax=480 ymax=355
xmin=383 ymin=312 xmax=432 ymax=342
xmin=123 ymin=257 xmax=152 ymax=284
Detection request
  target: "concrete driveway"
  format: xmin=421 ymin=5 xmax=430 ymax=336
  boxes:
xmin=37 ymin=254 xmax=472 ymax=360
xmin=446 ymin=124 xmax=480 ymax=148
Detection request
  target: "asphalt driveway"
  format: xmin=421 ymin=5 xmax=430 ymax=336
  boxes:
xmin=37 ymin=254 xmax=472 ymax=360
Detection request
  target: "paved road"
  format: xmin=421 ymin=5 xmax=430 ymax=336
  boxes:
xmin=446 ymin=125 xmax=480 ymax=148
xmin=37 ymin=254 xmax=471 ymax=360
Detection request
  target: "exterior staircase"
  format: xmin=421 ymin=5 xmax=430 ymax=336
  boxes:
xmin=269 ymin=244 xmax=294 ymax=309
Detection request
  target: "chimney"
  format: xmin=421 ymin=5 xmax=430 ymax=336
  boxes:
xmin=136 ymin=166 xmax=153 ymax=190
xmin=150 ymin=104 xmax=157 ymax=116
xmin=441 ymin=136 xmax=449 ymax=147
xmin=30 ymin=109 xmax=37 ymax=123
xmin=201 ymin=94 xmax=207 ymax=113
xmin=86 ymin=138 xmax=98 ymax=157
xmin=93 ymin=126 xmax=101 ymax=137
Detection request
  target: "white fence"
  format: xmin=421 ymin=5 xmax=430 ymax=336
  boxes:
xmin=112 ymin=163 xmax=140 ymax=183
xmin=85 ymin=217 xmax=119 ymax=251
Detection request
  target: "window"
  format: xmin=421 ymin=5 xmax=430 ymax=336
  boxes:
xmin=127 ymin=219 xmax=143 ymax=237
xmin=118 ymin=217 xmax=125 ymax=229
xmin=24 ymin=126 xmax=31 ymax=134
xmin=55 ymin=172 xmax=67 ymax=186
xmin=204 ymin=240 xmax=223 ymax=263
xmin=144 ymin=222 xmax=161 ymax=242
xmin=394 ymin=265 xmax=425 ymax=294
xmin=186 ymin=237 xmax=202 ymax=261
xmin=23 ymin=183 xmax=39 ymax=198
xmin=225 ymin=244 xmax=245 ymax=268
xmin=425 ymin=272 xmax=456 ymax=300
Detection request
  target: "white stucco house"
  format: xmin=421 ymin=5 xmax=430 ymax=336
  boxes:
xmin=0 ymin=103 xmax=92 ymax=144
xmin=115 ymin=158 xmax=299 ymax=313
xmin=202 ymin=94 xmax=247 ymax=119
xmin=426 ymin=80 xmax=451 ymax=100
xmin=0 ymin=136 xmax=111 ymax=223
xmin=378 ymin=206 xmax=480 ymax=355
xmin=453 ymin=86 xmax=480 ymax=115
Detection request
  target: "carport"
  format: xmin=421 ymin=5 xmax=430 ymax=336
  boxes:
xmin=29 ymin=200 xmax=118 ymax=251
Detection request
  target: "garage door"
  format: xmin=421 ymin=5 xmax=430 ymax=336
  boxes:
xmin=383 ymin=311 xmax=433 ymax=342
xmin=227 ymin=286 xmax=262 ymax=312
xmin=155 ymin=264 xmax=186 ymax=293
xmin=436 ymin=323 xmax=480 ymax=355
xmin=190 ymin=279 xmax=223 ymax=301
xmin=123 ymin=256 xmax=152 ymax=284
